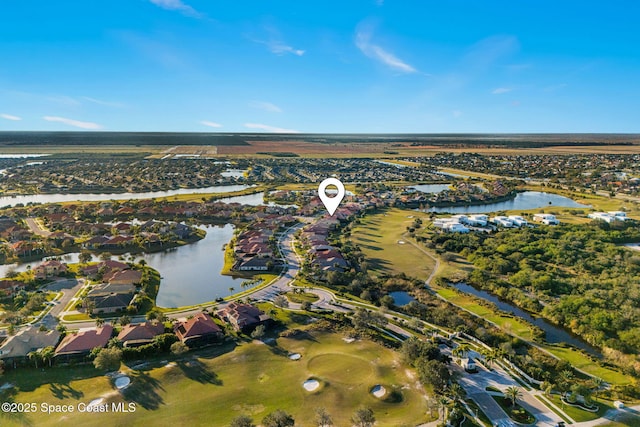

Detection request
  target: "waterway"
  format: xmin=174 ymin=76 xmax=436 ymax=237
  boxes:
xmin=450 ymin=282 xmax=601 ymax=357
xmin=0 ymin=184 xmax=252 ymax=208
xmin=429 ymin=191 xmax=588 ymax=214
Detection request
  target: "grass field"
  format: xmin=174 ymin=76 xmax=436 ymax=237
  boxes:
xmin=1 ymin=332 xmax=431 ymax=427
xmin=351 ymin=208 xmax=436 ymax=280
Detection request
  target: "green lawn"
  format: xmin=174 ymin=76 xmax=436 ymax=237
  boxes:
xmin=545 ymin=394 xmax=617 ymax=423
xmin=491 ymin=395 xmax=536 ymax=424
xmin=1 ymin=332 xmax=431 ymax=427
xmin=285 ymin=291 xmax=319 ymax=304
xmin=351 ymin=208 xmax=436 ymax=280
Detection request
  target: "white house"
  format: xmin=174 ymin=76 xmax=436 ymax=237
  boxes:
xmin=533 ymin=213 xmax=559 ymax=225
xmin=433 ymin=217 xmax=460 ymax=229
xmin=491 ymin=216 xmax=514 ymax=227
xmin=445 ymin=223 xmax=470 ymax=233
xmin=467 ymin=214 xmax=488 ymax=226
xmin=508 ymin=215 xmax=528 ymax=227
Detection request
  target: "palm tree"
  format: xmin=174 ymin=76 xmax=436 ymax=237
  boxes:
xmin=438 ymin=396 xmax=450 ymax=422
xmin=448 ymin=383 xmax=464 ymax=401
xmin=40 ymin=346 xmax=55 ymax=368
xmin=505 ymin=386 xmax=522 ymax=407
xmin=28 ymin=350 xmax=40 ymax=368
xmin=452 ymin=343 xmax=470 ymax=359
xmin=559 ymin=369 xmax=574 ymax=392
xmin=591 ymin=377 xmax=604 ymax=401
xmin=95 ymin=318 xmax=105 ymax=327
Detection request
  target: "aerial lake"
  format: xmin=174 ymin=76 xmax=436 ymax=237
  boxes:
xmin=451 ymin=282 xmax=601 ymax=357
xmin=429 ymin=191 xmax=588 ymax=214
xmin=0 ymin=184 xmax=252 ymax=208
xmin=148 ymin=224 xmax=246 ymax=307
xmin=0 ymin=224 xmax=251 ymax=307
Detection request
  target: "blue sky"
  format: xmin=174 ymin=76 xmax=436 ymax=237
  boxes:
xmin=1 ymin=1 xmax=639 ymax=133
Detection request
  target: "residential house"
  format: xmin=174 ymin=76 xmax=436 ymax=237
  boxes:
xmin=235 ymin=256 xmax=271 ymax=271
xmin=173 ymin=313 xmax=222 ymax=347
xmin=55 ymin=325 xmax=114 ymax=360
xmin=217 ymin=302 xmax=271 ymax=333
xmin=533 ymin=213 xmax=559 ymax=225
xmin=0 ymin=280 xmax=26 ymax=296
xmin=0 ymin=326 xmax=61 ymax=367
xmin=117 ymin=321 xmax=165 ymax=347
xmin=105 ymin=269 xmax=142 ymax=286
xmin=33 ymin=260 xmax=68 ymax=280
xmin=86 ymin=283 xmax=136 ymax=314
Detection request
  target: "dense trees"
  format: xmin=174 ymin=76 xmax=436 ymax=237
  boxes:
xmin=432 ymin=221 xmax=640 ymax=357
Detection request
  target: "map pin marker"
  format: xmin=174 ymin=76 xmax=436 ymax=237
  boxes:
xmin=318 ymin=177 xmax=345 ymax=216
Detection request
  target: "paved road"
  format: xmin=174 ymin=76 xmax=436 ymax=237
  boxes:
xmin=24 ymin=217 xmax=52 ymax=237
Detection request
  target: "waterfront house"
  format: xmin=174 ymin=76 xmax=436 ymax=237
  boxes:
xmin=33 ymin=260 xmax=68 ymax=280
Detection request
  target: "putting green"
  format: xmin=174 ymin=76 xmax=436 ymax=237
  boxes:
xmin=307 ymin=353 xmax=375 ymax=384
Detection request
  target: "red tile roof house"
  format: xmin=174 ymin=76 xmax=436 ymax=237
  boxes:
xmin=0 ymin=280 xmax=26 ymax=296
xmin=54 ymin=325 xmax=114 ymax=362
xmin=117 ymin=321 xmax=165 ymax=347
xmin=33 ymin=260 xmax=68 ymax=280
xmin=217 ymin=302 xmax=272 ymax=333
xmin=173 ymin=313 xmax=223 ymax=347
xmin=105 ymin=269 xmax=142 ymax=286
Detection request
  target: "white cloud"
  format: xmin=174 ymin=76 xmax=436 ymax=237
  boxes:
xmin=43 ymin=116 xmax=102 ymax=130
xmin=149 ymin=0 xmax=201 ymax=18
xmin=492 ymin=87 xmax=512 ymax=94
xmin=355 ymin=25 xmax=416 ymax=74
xmin=262 ymin=40 xmax=304 ymax=56
xmin=200 ymin=120 xmax=223 ymax=128
xmin=0 ymin=113 xmax=21 ymax=121
xmin=249 ymin=101 xmax=282 ymax=113
xmin=244 ymin=123 xmax=299 ymax=133
xmin=82 ymin=97 xmax=126 ymax=108
xmin=249 ymin=27 xmax=305 ymax=57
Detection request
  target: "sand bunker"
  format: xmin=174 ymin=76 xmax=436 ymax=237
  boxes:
xmin=303 ymin=379 xmax=320 ymax=392
xmin=87 ymin=398 xmax=104 ymax=408
xmin=114 ymin=376 xmax=131 ymax=390
xmin=288 ymin=353 xmax=301 ymax=361
xmin=342 ymin=337 xmax=356 ymax=343
xmin=371 ymin=385 xmax=386 ymax=398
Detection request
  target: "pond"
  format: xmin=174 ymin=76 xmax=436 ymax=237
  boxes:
xmin=429 ymin=191 xmax=588 ymax=214
xmin=450 ymin=282 xmax=602 ymax=357
xmin=145 ymin=224 xmax=247 ymax=307
xmin=220 ymin=169 xmax=247 ymax=178
xmin=389 ymin=291 xmax=415 ymax=306
xmin=410 ymin=184 xmax=450 ymax=194
xmin=0 ymin=185 xmax=252 ymax=208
